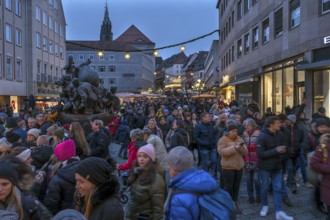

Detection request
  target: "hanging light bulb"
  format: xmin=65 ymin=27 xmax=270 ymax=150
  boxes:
xmin=180 ymin=45 xmax=186 ymax=52
xmin=124 ymin=53 xmax=131 ymax=60
xmin=153 ymin=51 xmax=159 ymax=57
xmin=98 ymin=51 xmax=104 ymax=57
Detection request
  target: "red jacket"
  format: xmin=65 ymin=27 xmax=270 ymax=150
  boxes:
xmin=119 ymin=140 xmax=146 ymax=171
xmin=108 ymin=117 xmax=120 ymax=136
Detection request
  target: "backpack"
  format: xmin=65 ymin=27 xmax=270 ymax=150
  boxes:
xmin=170 ymin=187 xmax=237 ymax=220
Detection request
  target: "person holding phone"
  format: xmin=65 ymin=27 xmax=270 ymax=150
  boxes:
xmin=218 ymin=124 xmax=248 ymax=214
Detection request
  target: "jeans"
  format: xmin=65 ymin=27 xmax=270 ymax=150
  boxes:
xmin=222 ymin=169 xmax=243 ymax=201
xmin=297 ymin=151 xmax=308 ymax=183
xmin=287 ymin=157 xmax=298 ymax=188
xmin=199 ymin=148 xmax=217 ymax=176
xmin=260 ymin=169 xmax=283 ymax=212
xmin=246 ymin=170 xmax=261 ymax=198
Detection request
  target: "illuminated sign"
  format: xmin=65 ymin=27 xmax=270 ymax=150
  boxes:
xmin=324 ymin=36 xmax=330 ymax=44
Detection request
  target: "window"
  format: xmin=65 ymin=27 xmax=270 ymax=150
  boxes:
xmin=231 ymin=45 xmax=235 ymax=62
xmin=228 ymin=49 xmax=231 ymax=64
xmin=49 ymin=41 xmax=53 ymax=54
xmin=49 ymin=16 xmax=53 ymax=30
xmin=99 ymin=66 xmax=105 ymax=72
xmin=231 ymin=10 xmax=234 ymax=28
xmin=42 ymin=11 xmax=47 ymax=26
xmin=54 ymin=0 xmax=58 ymax=9
xmin=37 ymin=60 xmax=41 ymax=74
xmin=55 ymin=67 xmax=58 ymax=80
xmin=5 ymin=24 xmax=12 ymax=42
xmin=6 ymin=57 xmax=13 ymax=80
xmin=89 ymin=54 xmax=95 ymax=60
xmin=15 ymin=29 xmax=22 ymax=46
xmin=237 ymin=0 xmax=242 ymax=20
xmin=228 ymin=16 xmax=231 ymax=32
xmin=274 ymin=8 xmax=283 ymax=37
xmin=43 ymin=36 xmax=47 ymax=51
xmin=36 ymin=33 xmax=41 ymax=48
xmin=44 ymin=63 xmax=47 ymax=75
xmin=109 ymin=66 xmax=116 ymax=72
xmin=322 ymin=0 xmax=330 ymax=14
xmin=290 ymin=0 xmax=300 ymax=28
xmin=79 ymin=54 xmax=84 ymax=60
xmin=15 ymin=0 xmax=21 ymax=16
xmin=36 ymin=6 xmax=40 ymax=21
xmin=99 ymin=54 xmax=104 ymax=60
xmin=109 ymin=53 xmax=115 ymax=60
xmin=60 ymin=47 xmax=63 ymax=58
xmin=237 ymin=39 xmax=242 ymax=58
xmin=55 ymin=43 xmax=58 ymax=56
xmin=262 ymin=19 xmax=270 ymax=44
xmin=109 ymin=78 xmax=116 ymax=85
xmin=50 ymin=65 xmax=53 ymax=76
xmin=99 ymin=79 xmax=104 ymax=85
xmin=16 ymin=59 xmax=22 ymax=81
xmin=5 ymin=0 xmax=11 ymax=10
xmin=252 ymin=26 xmax=259 ymax=49
xmin=60 ymin=25 xmax=63 ymax=37
xmin=252 ymin=0 xmax=258 ymax=6
xmin=244 ymin=33 xmax=250 ymax=54
xmin=54 ymin=21 xmax=58 ymax=33
xmin=244 ymin=0 xmax=250 ymax=14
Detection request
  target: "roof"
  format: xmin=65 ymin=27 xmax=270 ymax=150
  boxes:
xmin=114 ymin=25 xmax=154 ymax=44
xmin=162 ymin=52 xmax=188 ymax=68
xmin=189 ymin=51 xmax=209 ymax=71
xmin=66 ymin=40 xmax=137 ymax=51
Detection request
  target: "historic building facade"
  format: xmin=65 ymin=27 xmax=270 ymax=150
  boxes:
xmin=66 ymin=4 xmax=155 ymax=93
xmin=0 ymin=0 xmax=66 ymax=109
xmin=217 ymin=0 xmax=330 ymax=117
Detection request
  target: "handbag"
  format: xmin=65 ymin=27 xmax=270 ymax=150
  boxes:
xmin=244 ymin=136 xmax=258 ymax=172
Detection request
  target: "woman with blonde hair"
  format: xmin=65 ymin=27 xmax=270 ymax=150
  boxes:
xmin=75 ymin=157 xmax=124 ymax=220
xmin=70 ymin=122 xmax=90 ymax=160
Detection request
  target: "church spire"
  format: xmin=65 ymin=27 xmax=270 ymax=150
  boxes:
xmin=100 ymin=1 xmax=113 ymax=41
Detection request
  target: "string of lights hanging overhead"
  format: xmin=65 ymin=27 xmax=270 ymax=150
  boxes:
xmin=66 ymin=29 xmax=219 ymax=59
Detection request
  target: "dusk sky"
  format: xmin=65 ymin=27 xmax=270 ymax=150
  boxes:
xmin=62 ymin=0 xmax=219 ymax=59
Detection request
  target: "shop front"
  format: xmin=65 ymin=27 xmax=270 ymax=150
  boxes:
xmin=261 ymin=57 xmax=304 ymax=115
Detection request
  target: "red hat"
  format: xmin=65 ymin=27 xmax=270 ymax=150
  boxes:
xmin=54 ymin=139 xmax=76 ymax=161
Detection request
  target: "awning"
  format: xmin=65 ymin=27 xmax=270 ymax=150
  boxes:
xmin=296 ymin=60 xmax=330 ymax=70
xmin=228 ymin=77 xmax=253 ymax=86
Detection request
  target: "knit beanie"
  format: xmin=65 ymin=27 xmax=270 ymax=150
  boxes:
xmin=315 ymin=118 xmax=328 ymax=128
xmin=227 ymin=124 xmax=238 ymax=132
xmin=5 ymin=117 xmax=18 ymax=129
xmin=54 ymin=128 xmax=65 ymax=140
xmin=27 ymin=128 xmax=41 ymax=139
xmin=54 ymin=139 xmax=76 ymax=161
xmin=76 ymin=157 xmax=113 ymax=186
xmin=167 ymin=146 xmax=194 ymax=172
xmin=5 ymin=131 xmax=21 ymax=143
xmin=16 ymin=149 xmax=32 ymax=161
xmin=137 ymin=144 xmax=155 ymax=162
xmin=287 ymin=114 xmax=297 ymax=123
xmin=0 ymin=160 xmax=19 ymax=186
xmin=52 ymin=209 xmax=87 ymax=220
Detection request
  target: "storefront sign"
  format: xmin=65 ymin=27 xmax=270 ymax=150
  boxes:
xmin=324 ymin=36 xmax=330 ymax=44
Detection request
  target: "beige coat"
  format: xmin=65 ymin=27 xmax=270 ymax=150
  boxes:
xmin=217 ymin=135 xmax=248 ymax=170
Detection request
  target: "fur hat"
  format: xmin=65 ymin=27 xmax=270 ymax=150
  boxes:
xmin=137 ymin=144 xmax=155 ymax=162
xmin=27 ymin=128 xmax=41 ymax=139
xmin=54 ymin=139 xmax=76 ymax=161
xmin=166 ymin=146 xmax=193 ymax=172
xmin=16 ymin=149 xmax=32 ymax=162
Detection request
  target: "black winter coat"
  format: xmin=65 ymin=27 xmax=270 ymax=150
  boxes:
xmin=256 ymin=129 xmax=287 ymax=171
xmin=286 ymin=124 xmax=305 ymax=158
xmin=76 ymin=176 xmax=124 ymax=220
xmin=115 ymin=124 xmax=131 ymax=146
xmin=170 ymin=128 xmax=189 ymax=150
xmin=193 ymin=122 xmax=217 ymax=149
xmin=44 ymin=159 xmax=80 ymax=215
xmin=132 ymin=113 xmax=146 ymax=129
xmin=39 ymin=121 xmax=52 ymax=135
xmin=89 ymin=130 xmax=110 ymax=159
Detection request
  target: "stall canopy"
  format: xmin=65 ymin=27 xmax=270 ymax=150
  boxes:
xmin=191 ymin=94 xmax=216 ymax=99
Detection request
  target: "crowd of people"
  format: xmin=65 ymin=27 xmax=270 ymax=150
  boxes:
xmin=0 ymin=97 xmax=330 ymax=220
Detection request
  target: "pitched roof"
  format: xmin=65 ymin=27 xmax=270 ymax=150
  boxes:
xmin=66 ymin=40 xmax=137 ymax=51
xmin=162 ymin=52 xmax=188 ymax=68
xmin=114 ymin=25 xmax=154 ymax=44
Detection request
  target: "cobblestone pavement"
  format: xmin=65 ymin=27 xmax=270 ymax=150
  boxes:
xmin=109 ymin=143 xmax=326 ymax=220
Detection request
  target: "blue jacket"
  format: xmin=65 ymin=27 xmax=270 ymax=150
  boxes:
xmin=164 ymin=168 xmax=217 ymax=220
xmin=193 ymin=122 xmax=216 ymax=149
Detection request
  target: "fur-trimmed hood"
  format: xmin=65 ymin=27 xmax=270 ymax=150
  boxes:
xmin=91 ymin=175 xmax=120 ymax=207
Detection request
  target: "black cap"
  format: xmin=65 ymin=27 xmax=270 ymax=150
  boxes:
xmin=5 ymin=131 xmax=21 ymax=143
xmin=5 ymin=117 xmax=18 ymax=129
xmin=318 ymin=107 xmax=326 ymax=113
